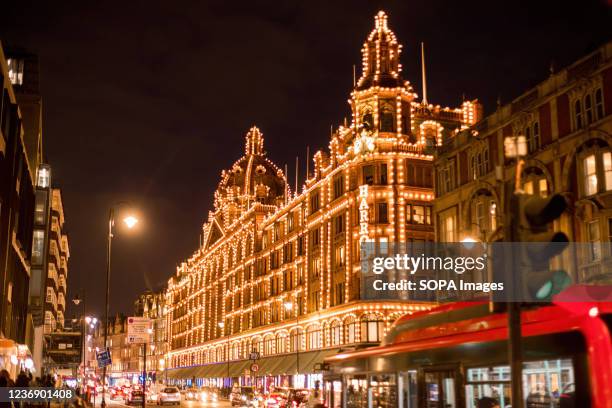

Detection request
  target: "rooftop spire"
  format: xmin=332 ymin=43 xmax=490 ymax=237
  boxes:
xmin=355 ymin=10 xmax=404 ymax=90
xmin=245 ymin=126 xmax=264 ymax=156
xmin=421 ymin=42 xmax=428 ymax=105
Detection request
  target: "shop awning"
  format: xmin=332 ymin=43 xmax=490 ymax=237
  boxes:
xmin=166 ymin=348 xmax=344 ymax=379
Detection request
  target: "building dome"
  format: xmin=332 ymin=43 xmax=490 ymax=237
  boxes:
xmin=214 ymin=127 xmax=287 ymax=211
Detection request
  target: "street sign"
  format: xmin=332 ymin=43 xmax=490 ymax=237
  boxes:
xmin=250 ymin=363 xmax=259 ymax=372
xmin=127 ymin=317 xmax=151 ymax=344
xmin=96 ymin=349 xmax=112 ymax=368
xmin=249 ymin=351 xmax=260 ymax=361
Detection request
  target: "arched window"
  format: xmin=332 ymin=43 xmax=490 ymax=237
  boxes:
xmin=379 ymin=106 xmax=395 ymax=132
xmin=263 ymin=335 xmax=274 ymax=356
xmin=331 ymin=320 xmax=342 ymax=346
xmin=595 ymin=88 xmax=604 ymax=120
xmin=575 ymin=99 xmax=583 ymax=129
xmin=344 ymin=316 xmax=356 ymax=344
xmin=289 ymin=328 xmax=303 ymax=352
xmin=360 ymin=314 xmax=383 ymax=343
xmin=276 ymin=333 xmax=287 ymax=354
xmin=585 ymin=94 xmax=593 ymax=125
xmin=306 ymin=325 xmax=321 ymax=350
xmin=362 ymin=112 xmax=374 ymax=131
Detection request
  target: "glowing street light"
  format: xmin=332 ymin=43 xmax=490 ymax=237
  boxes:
xmin=123 ymin=216 xmax=139 ymax=229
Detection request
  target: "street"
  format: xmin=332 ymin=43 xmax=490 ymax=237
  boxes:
xmin=90 ymin=396 xmax=230 ymax=408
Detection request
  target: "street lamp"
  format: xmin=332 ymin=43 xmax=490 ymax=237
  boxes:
xmin=218 ymin=322 xmax=230 ymax=390
xmin=101 ymin=205 xmax=139 ymax=408
xmin=283 ymin=301 xmax=300 ymax=386
xmin=72 ymin=294 xmax=86 ymax=394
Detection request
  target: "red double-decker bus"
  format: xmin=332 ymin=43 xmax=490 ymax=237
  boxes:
xmin=323 ymin=297 xmax=612 ymax=408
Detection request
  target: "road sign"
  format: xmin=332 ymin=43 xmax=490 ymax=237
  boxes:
xmin=250 ymin=363 xmax=259 ymax=372
xmin=96 ymin=349 xmax=112 ymax=368
xmin=127 ymin=317 xmax=151 ymax=344
xmin=249 ymin=351 xmax=260 ymax=361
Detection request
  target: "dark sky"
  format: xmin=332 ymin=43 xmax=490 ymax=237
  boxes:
xmin=0 ymin=0 xmax=610 ymax=318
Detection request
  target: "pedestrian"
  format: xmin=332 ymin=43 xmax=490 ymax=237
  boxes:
xmin=307 ymin=381 xmax=323 ymax=408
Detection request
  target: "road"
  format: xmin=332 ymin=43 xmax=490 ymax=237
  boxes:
xmin=89 ymin=396 xmax=230 ymax=408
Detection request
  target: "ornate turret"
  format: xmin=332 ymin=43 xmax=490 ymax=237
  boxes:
xmin=356 ymin=11 xmax=404 ymax=91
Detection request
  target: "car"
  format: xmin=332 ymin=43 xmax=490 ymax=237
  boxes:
xmin=198 ymin=387 xmax=219 ymax=402
xmin=126 ymin=390 xmax=145 ymax=406
xmin=263 ymin=392 xmax=287 ymax=408
xmin=183 ymin=388 xmax=200 ymax=401
xmin=285 ymin=389 xmax=309 ymax=407
xmin=230 ymin=386 xmax=263 ymax=407
xmin=109 ymin=387 xmax=124 ymax=401
xmin=158 ymin=387 xmax=181 ymax=405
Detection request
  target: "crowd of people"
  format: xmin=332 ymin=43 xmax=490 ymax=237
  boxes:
xmin=0 ymin=370 xmax=87 ymax=408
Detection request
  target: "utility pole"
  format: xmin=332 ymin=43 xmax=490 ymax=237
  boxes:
xmin=142 ymin=342 xmax=147 ymax=408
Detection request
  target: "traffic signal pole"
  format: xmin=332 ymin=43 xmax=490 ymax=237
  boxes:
xmin=507 ymin=159 xmax=525 ymax=408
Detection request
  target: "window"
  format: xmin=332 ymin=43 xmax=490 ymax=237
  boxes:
xmin=377 ymin=202 xmax=388 ymax=223
xmin=583 ymin=154 xmax=598 ymax=195
xmin=379 ymin=106 xmax=395 ymax=132
xmin=595 ymin=88 xmax=604 ymax=120
xmin=310 ymin=191 xmax=320 ymax=212
xmin=311 ymin=228 xmax=320 ymax=247
xmin=440 ymin=208 xmax=457 ymax=242
xmin=274 ymin=223 xmax=281 ymax=241
xmin=283 ymin=243 xmax=293 ymax=264
xmin=334 ymin=245 xmax=345 ymax=268
xmin=362 ymin=165 xmax=375 ymax=185
xmin=287 ymin=213 xmax=294 ymax=232
xmin=529 ymin=122 xmax=541 ymax=152
xmin=438 ymin=160 xmax=455 ymax=195
xmin=604 ymin=152 xmax=612 ymax=191
xmin=587 ymin=220 xmax=601 ymax=261
xmin=310 ymin=256 xmax=321 ymax=279
xmin=575 ymin=99 xmax=583 ymax=129
xmin=32 ymin=230 xmax=45 ymax=265
xmin=380 ymin=164 xmax=388 ymax=185
xmin=362 ymin=112 xmax=374 ymax=130
xmin=297 ymin=236 xmax=305 ymax=256
xmin=585 ymin=94 xmax=594 ymax=125
xmin=7 ymin=58 xmax=24 ymax=85
xmin=333 ymin=175 xmax=344 ymax=199
xmin=334 ymin=214 xmax=344 ymax=235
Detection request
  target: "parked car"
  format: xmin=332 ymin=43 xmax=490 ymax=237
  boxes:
xmin=158 ymin=387 xmax=181 ymax=405
xmin=126 ymin=390 xmax=145 ymax=406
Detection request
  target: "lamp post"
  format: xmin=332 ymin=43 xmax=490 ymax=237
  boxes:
xmin=283 ymin=301 xmax=299 ymax=387
xmin=218 ymin=322 xmax=229 ymax=390
xmin=101 ymin=207 xmax=139 ymax=408
xmin=72 ymin=295 xmax=86 ymax=394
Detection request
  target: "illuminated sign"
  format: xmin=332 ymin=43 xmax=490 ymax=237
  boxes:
xmin=359 ymin=185 xmax=370 ymax=243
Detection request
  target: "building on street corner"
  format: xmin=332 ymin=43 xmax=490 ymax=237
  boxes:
xmin=134 ymin=290 xmax=169 ymax=383
xmin=433 ymin=40 xmax=612 ymax=282
xmin=164 ymin=11 xmax=478 ymax=391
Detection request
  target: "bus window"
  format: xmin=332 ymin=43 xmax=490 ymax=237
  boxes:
xmin=424 ymin=370 xmax=456 ymax=408
xmin=524 ymin=358 xmax=574 ymax=408
xmin=465 ymin=366 xmax=511 ymax=408
xmin=370 ymin=374 xmax=396 ymax=408
xmin=398 ymin=370 xmax=417 ymax=408
xmin=346 ymin=375 xmax=368 ymax=408
xmin=465 ymin=358 xmax=575 ymax=408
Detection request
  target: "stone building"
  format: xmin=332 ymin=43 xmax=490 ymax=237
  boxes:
xmin=433 ymin=41 xmax=612 ymax=283
xmin=165 ymin=11 xmax=478 ymax=390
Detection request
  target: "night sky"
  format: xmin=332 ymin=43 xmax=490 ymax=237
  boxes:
xmin=0 ymin=0 xmax=610 ymax=318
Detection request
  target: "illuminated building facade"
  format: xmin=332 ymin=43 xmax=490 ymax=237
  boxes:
xmin=433 ymin=41 xmax=612 ymax=281
xmin=165 ymin=11 xmax=479 ymax=388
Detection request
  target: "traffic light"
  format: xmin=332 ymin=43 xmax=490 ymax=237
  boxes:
xmin=519 ymin=193 xmax=571 ymax=301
